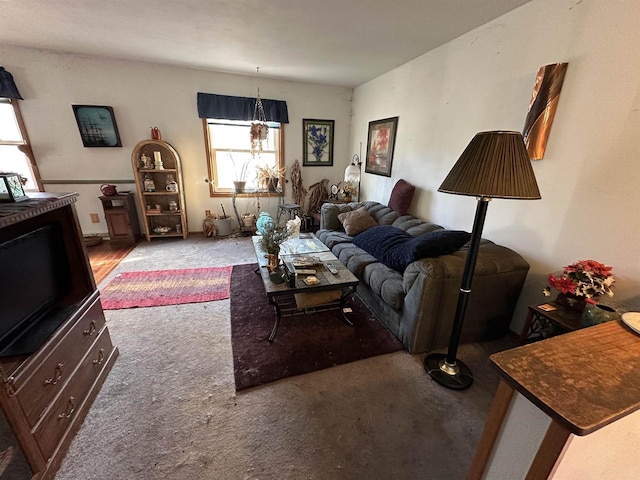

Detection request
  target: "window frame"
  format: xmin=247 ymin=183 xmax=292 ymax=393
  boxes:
xmin=0 ymin=98 xmax=43 ymax=191
xmin=202 ymin=118 xmax=285 ymax=198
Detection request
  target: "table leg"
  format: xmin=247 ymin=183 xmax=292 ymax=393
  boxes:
xmin=268 ymin=296 xmax=282 ymax=342
xmin=339 ymin=287 xmax=356 ymax=327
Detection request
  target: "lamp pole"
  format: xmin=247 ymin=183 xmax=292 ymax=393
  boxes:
xmin=425 ymin=197 xmax=489 ymax=389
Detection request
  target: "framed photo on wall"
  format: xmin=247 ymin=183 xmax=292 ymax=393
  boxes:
xmin=72 ymin=105 xmax=122 ymax=147
xmin=302 ymin=118 xmax=334 ymax=166
xmin=365 ymin=116 xmax=398 ymax=177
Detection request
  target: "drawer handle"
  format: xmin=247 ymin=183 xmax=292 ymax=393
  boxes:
xmin=58 ymin=396 xmax=76 ymax=420
xmin=44 ymin=363 xmax=64 ymax=386
xmin=92 ymin=348 xmax=105 ymax=366
xmin=83 ymin=320 xmax=97 ymax=336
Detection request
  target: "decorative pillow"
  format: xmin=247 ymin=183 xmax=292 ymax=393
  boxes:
xmin=337 ymin=207 xmax=378 ymax=236
xmin=353 ymin=225 xmax=413 ymax=271
xmin=388 ymin=179 xmax=415 ymax=216
xmin=410 ymin=230 xmax=471 ymax=260
xmin=353 ymin=226 xmax=470 ymax=272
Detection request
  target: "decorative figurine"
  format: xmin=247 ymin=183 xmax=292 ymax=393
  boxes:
xmin=168 ymin=200 xmax=178 ymax=211
xmin=143 ymin=174 xmax=156 ymax=192
xmin=165 ymin=174 xmax=178 ymax=192
xmin=140 ymin=153 xmax=153 ymax=169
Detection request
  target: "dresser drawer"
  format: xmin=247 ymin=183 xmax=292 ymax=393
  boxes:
xmin=13 ymin=297 xmax=106 ymax=428
xmin=33 ymin=326 xmax=114 ymax=460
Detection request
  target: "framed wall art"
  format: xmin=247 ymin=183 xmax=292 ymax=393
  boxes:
xmin=302 ymin=118 xmax=334 ymax=166
xmin=365 ymin=116 xmax=398 ymax=177
xmin=72 ymin=105 xmax=122 ymax=147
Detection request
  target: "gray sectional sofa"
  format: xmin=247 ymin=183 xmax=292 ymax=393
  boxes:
xmin=315 ymin=201 xmax=529 ymax=353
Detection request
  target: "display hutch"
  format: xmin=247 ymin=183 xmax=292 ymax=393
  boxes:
xmin=131 ymin=139 xmax=187 ymax=241
xmin=0 ymin=192 xmax=119 ymax=480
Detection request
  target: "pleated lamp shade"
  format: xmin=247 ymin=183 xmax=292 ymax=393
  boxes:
xmin=439 ymin=131 xmax=541 ymax=199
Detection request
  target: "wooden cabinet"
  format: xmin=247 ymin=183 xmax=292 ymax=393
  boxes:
xmin=0 ymin=193 xmax=118 ymax=480
xmin=99 ymin=193 xmax=140 ymax=245
xmin=131 ymin=139 xmax=188 ymax=241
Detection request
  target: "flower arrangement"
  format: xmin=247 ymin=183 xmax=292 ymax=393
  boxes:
xmin=339 ymin=180 xmax=357 ymax=199
xmin=543 ymin=259 xmax=615 ymax=302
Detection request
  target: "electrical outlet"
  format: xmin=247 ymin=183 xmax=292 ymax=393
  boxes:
xmin=205 ymin=209 xmax=211 ymax=217
xmin=90 ymin=213 xmax=100 ymax=223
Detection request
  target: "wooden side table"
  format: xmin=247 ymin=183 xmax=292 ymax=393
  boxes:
xmin=99 ymin=193 xmax=141 ymax=246
xmin=518 ymin=302 xmax=583 ymax=344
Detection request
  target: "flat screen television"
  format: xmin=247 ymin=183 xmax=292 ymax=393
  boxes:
xmin=0 ymin=222 xmax=72 ymax=357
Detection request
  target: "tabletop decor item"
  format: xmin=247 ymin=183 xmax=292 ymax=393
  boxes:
xmin=339 ymin=180 xmax=357 ymax=202
xmin=259 ymin=219 xmax=290 ymax=272
xmin=581 ymin=303 xmax=619 ymax=327
xmin=543 ymin=259 xmax=615 ymax=312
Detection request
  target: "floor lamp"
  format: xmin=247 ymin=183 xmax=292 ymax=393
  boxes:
xmin=425 ymin=131 xmax=541 ymax=390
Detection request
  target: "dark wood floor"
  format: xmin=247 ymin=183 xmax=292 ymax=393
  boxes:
xmin=87 ymin=240 xmax=137 ymax=285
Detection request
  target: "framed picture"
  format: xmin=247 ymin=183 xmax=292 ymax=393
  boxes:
xmin=72 ymin=105 xmax=122 ymax=147
xmin=302 ymin=119 xmax=334 ymax=166
xmin=365 ymin=116 xmax=398 ymax=177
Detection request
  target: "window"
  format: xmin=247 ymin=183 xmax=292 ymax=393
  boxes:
xmin=204 ymin=119 xmax=284 ymax=196
xmin=0 ymin=98 xmax=40 ymax=191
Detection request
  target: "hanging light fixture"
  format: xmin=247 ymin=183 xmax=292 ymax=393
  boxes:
xmin=250 ymin=67 xmax=269 ymax=157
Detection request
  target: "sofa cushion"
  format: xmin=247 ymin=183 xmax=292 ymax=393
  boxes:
xmin=321 ymin=203 xmax=354 ymax=230
xmin=353 ymin=225 xmax=471 ymax=272
xmin=388 ymin=179 xmax=415 ymax=216
xmin=338 ymin=207 xmax=378 ymax=236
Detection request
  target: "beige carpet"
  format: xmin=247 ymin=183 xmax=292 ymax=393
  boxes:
xmin=55 ymin=235 xmax=514 ymax=480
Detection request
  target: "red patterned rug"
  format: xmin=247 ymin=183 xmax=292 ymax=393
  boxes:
xmin=100 ymin=266 xmax=233 ymax=309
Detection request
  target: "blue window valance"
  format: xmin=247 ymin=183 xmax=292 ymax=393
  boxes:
xmin=0 ymin=67 xmax=23 ymax=99
xmin=197 ymin=92 xmax=289 ymax=123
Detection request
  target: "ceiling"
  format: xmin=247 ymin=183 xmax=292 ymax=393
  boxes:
xmin=1 ymin=0 xmax=530 ymax=88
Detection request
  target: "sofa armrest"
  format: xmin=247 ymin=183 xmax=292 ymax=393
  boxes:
xmin=400 ymin=242 xmax=530 ymax=352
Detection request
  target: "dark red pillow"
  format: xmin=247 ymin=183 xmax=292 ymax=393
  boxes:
xmin=388 ymin=179 xmax=415 ymax=216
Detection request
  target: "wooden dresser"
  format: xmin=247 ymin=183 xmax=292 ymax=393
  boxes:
xmin=0 ymin=193 xmax=118 ymax=480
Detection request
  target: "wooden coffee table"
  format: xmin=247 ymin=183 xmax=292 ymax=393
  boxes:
xmin=251 ymin=233 xmax=359 ymax=342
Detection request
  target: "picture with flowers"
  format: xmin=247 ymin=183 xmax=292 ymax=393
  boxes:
xmin=302 ymin=119 xmax=334 ymax=166
xmin=543 ymin=259 xmax=615 ymax=304
xmin=365 ymin=116 xmax=398 ymax=177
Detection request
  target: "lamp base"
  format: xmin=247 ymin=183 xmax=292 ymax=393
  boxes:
xmin=424 ymin=353 xmax=473 ymax=390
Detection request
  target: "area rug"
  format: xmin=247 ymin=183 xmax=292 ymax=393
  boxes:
xmin=100 ymin=266 xmax=233 ymax=309
xmin=230 ymin=263 xmax=403 ymax=391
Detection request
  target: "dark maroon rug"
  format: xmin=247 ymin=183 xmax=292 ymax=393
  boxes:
xmin=230 ymin=263 xmax=404 ymax=391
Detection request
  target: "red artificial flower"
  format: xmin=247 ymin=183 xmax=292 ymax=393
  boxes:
xmin=547 ymin=274 xmax=577 ymax=295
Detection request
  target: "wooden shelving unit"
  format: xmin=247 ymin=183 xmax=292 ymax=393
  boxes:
xmin=131 ymin=139 xmax=188 ymax=241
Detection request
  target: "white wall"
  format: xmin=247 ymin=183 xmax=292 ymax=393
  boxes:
xmin=0 ymin=45 xmax=353 ymax=235
xmin=351 ymin=0 xmax=640 ymax=331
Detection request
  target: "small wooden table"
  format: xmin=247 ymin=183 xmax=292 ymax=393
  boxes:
xmin=468 ymin=320 xmax=640 ymax=479
xmin=518 ymin=302 xmax=583 ymax=344
xmin=251 ymin=233 xmax=359 ymax=342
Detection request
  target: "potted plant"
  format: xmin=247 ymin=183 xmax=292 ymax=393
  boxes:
xmin=256 ymin=164 xmax=286 ymax=192
xmin=259 ymin=219 xmax=290 ymax=271
xmin=543 ymin=259 xmax=615 ymax=312
xmin=230 ymin=153 xmax=251 ymax=193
